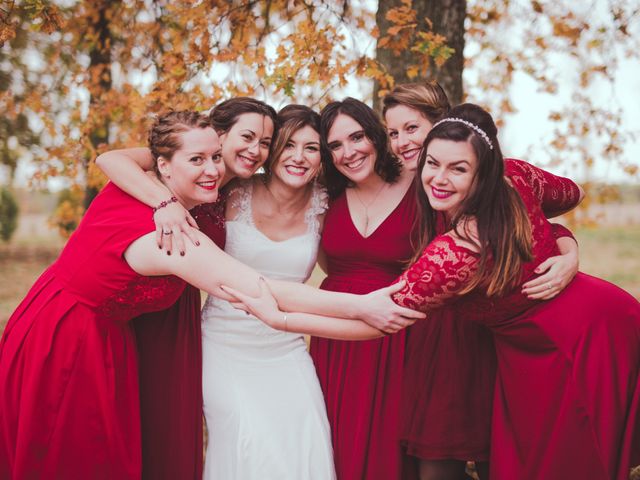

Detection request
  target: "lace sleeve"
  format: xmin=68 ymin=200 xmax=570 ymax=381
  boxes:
xmin=505 ymin=158 xmax=582 ymax=216
xmin=225 ymin=179 xmax=253 ymax=224
xmin=305 ymin=182 xmax=329 ymax=237
xmin=392 ymin=235 xmax=480 ymax=314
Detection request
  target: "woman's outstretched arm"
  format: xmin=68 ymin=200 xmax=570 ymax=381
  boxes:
xmin=124 ymin=230 xmax=422 ymax=339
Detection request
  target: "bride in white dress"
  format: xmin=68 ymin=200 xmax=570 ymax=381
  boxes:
xmin=201 ymin=105 xmax=336 ymax=480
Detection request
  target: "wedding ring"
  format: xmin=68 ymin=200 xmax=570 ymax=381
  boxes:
xmin=162 ymin=230 xmax=173 ymax=235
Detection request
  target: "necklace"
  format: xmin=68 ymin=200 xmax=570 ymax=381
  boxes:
xmin=353 ymin=181 xmax=388 ymax=235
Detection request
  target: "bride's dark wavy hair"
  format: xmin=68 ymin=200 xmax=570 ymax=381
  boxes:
xmin=412 ymin=103 xmax=533 ymax=297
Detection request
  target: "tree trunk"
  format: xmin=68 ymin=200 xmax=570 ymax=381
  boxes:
xmin=84 ymin=1 xmax=117 ymax=208
xmin=374 ymin=0 xmax=466 ymax=109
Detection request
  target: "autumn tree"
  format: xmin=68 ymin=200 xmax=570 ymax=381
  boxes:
xmin=1 ymin=0 xmax=638 ymax=233
xmin=374 ymin=0 xmax=464 ymax=106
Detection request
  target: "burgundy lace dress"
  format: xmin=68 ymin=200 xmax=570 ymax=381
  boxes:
xmin=0 ymin=183 xmax=188 ymax=479
xmin=401 ymin=159 xmax=578 ymax=463
xmin=394 ymin=160 xmax=640 ymax=480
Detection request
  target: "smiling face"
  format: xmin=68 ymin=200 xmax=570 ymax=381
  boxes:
xmin=271 ymin=125 xmax=321 ymax=189
xmin=326 ymin=114 xmax=377 ymax=185
xmin=421 ymin=138 xmax=478 ymax=217
xmin=157 ymin=127 xmax=225 ymax=210
xmin=218 ymin=113 xmax=274 ymax=180
xmin=385 ymin=104 xmax=433 ymax=172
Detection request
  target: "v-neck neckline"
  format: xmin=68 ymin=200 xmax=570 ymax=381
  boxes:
xmin=344 ymin=182 xmax=413 ymax=239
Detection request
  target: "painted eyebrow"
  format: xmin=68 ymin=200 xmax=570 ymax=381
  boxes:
xmin=425 ymin=154 xmax=471 ymax=166
xmin=185 ymin=148 xmax=220 ymax=156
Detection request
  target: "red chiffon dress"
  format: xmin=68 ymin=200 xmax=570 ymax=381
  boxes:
xmin=394 ymin=160 xmax=640 ymax=480
xmin=0 ymin=183 xmax=188 ymax=480
xmin=132 ymin=196 xmax=226 ymax=480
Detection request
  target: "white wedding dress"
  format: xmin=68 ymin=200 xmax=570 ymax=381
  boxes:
xmin=201 ymin=179 xmax=336 ymax=480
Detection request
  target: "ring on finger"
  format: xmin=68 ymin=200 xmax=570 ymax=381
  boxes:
xmin=162 ymin=230 xmax=173 ymax=235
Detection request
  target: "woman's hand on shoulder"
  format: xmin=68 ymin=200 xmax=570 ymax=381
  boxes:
xmin=359 ymin=281 xmax=425 ymax=334
xmin=153 ymin=201 xmax=200 ymax=255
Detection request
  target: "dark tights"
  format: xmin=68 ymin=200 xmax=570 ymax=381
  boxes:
xmin=419 ymin=460 xmax=489 ymax=480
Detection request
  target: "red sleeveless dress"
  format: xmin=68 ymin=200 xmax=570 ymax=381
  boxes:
xmin=394 ymin=160 xmax=640 ymax=480
xmin=132 ymin=197 xmax=226 ymax=480
xmin=310 ymin=184 xmax=417 ymax=480
xmin=0 ymin=183 xmax=187 ymax=479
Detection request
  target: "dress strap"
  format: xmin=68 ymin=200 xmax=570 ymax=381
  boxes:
xmin=227 ymin=179 xmax=255 ymax=226
xmin=305 ymin=182 xmax=329 ymax=237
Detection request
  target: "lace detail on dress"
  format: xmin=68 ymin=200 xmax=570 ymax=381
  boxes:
xmin=393 ymin=235 xmax=479 ymax=314
xmin=305 ymin=182 xmax=329 ymax=238
xmin=97 ymin=275 xmax=185 ymax=321
xmin=227 ymin=180 xmax=255 ymax=226
xmin=505 ymin=159 xmax=581 ymax=216
xmin=191 ymin=191 xmax=227 ymax=248
xmin=228 ymin=178 xmax=326 ymax=237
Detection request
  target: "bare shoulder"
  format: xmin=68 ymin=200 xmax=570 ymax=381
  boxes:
xmin=444 ymin=217 xmax=480 ymax=253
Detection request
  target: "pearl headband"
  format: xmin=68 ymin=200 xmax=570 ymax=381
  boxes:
xmin=431 ymin=117 xmax=494 ymax=150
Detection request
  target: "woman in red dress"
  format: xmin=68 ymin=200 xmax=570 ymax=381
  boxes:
xmin=309 ymin=97 xmax=420 ymax=480
xmin=95 ymin=98 xmax=277 ymax=479
xmin=229 ymin=103 xmax=639 ymax=480
xmin=382 ymin=83 xmax=580 ymax=480
xmin=312 ymin=94 xmax=578 ymax=480
xmin=386 ymin=103 xmax=639 ymax=480
xmin=0 ymin=111 xmax=228 ymax=479
xmin=1 ymin=110 xmax=423 ymax=480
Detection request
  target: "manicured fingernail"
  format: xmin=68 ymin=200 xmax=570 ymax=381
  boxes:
xmin=195 ymin=241 xmax=200 ymax=246
xmin=167 ymin=251 xmax=171 ymax=256
xmin=180 ymin=251 xmax=185 ymax=257
xmin=158 ymin=245 xmax=162 ymax=249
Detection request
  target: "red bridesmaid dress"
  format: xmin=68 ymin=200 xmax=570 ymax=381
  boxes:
xmin=394 ymin=160 xmax=640 ymax=480
xmin=310 ymin=184 xmax=417 ymax=480
xmin=0 ymin=183 xmax=187 ymax=479
xmin=133 ymin=197 xmax=226 ymax=480
xmin=401 ymin=159 xmax=578 ymax=464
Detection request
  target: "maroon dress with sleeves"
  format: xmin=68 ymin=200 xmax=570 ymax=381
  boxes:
xmin=394 ymin=160 xmax=640 ymax=480
xmin=400 ymin=159 xmax=580 ymax=463
xmin=132 ymin=194 xmax=226 ymax=480
xmin=0 ymin=183 xmax=187 ymax=480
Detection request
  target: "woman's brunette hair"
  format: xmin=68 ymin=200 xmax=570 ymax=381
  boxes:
xmin=264 ymin=104 xmax=321 ymax=178
xmin=148 ymin=110 xmax=212 ymax=175
xmin=320 ymin=97 xmax=401 ymax=198
xmin=381 ymin=81 xmax=451 ymax=124
xmin=413 ymin=103 xmax=533 ymax=297
xmin=209 ymin=97 xmax=278 ymax=136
